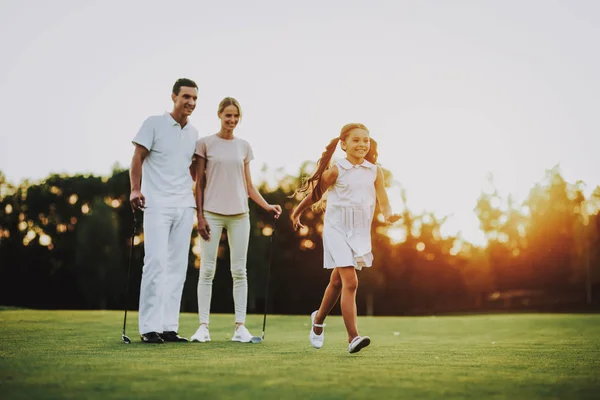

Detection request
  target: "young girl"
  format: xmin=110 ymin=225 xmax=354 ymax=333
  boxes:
xmin=291 ymin=123 xmax=400 ymax=353
xmin=191 ymin=97 xmax=282 ymax=343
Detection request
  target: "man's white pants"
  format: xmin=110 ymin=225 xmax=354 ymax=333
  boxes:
xmin=197 ymin=211 xmax=250 ymax=325
xmin=139 ymin=207 xmax=194 ymax=335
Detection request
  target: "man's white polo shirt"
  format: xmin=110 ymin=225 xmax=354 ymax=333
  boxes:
xmin=132 ymin=112 xmax=198 ymax=208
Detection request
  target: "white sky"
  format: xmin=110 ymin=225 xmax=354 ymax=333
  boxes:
xmin=1 ymin=0 xmax=599 ymax=244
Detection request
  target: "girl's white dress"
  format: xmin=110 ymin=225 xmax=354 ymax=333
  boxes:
xmin=322 ymin=158 xmax=378 ymax=270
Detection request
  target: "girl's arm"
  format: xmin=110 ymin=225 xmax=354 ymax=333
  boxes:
xmin=244 ymin=163 xmax=282 ymax=218
xmin=375 ymin=166 xmax=401 ymax=224
xmin=291 ymin=165 xmax=339 ymax=230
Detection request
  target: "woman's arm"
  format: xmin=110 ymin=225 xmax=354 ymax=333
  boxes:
xmin=244 ymin=163 xmax=282 ymax=217
xmin=291 ymin=165 xmax=338 ymax=230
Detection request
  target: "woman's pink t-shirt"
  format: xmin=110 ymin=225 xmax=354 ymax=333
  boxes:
xmin=195 ymin=134 xmax=254 ymax=215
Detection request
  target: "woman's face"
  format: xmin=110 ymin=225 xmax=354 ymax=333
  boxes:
xmin=219 ymin=105 xmax=240 ymax=131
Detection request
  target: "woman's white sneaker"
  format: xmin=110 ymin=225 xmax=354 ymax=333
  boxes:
xmin=309 ymin=310 xmax=326 ymax=349
xmin=232 ymin=325 xmax=254 ymax=343
xmin=190 ymin=325 xmax=211 ymax=342
xmin=348 ymin=335 xmax=371 ymax=353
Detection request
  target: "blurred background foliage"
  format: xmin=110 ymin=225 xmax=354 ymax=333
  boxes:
xmin=0 ymin=162 xmax=598 ymax=315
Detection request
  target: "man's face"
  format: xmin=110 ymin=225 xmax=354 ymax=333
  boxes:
xmin=172 ymin=86 xmax=198 ymax=116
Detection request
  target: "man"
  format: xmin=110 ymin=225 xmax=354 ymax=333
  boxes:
xmin=129 ymin=78 xmax=199 ymax=343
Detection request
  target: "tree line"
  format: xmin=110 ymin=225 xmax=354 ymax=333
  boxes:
xmin=0 ymin=163 xmax=598 ymax=315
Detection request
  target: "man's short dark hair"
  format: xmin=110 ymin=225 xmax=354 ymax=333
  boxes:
xmin=173 ymin=78 xmax=198 ymax=95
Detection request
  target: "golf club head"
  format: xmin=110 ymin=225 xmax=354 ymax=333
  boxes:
xmin=250 ymin=336 xmax=263 ymax=344
xmin=122 ymin=334 xmax=131 ymax=344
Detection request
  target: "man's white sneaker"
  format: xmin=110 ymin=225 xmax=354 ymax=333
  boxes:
xmin=232 ymin=325 xmax=254 ymax=343
xmin=190 ymin=325 xmax=211 ymax=343
xmin=309 ymin=310 xmax=326 ymax=349
xmin=348 ymin=335 xmax=371 ymax=353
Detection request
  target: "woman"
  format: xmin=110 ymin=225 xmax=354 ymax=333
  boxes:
xmin=191 ymin=97 xmax=281 ymax=343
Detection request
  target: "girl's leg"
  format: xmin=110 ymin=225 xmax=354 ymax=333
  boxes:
xmin=197 ymin=212 xmax=226 ymax=326
xmin=337 ymin=266 xmax=359 ymax=342
xmin=226 ymin=213 xmax=251 ymax=328
xmin=313 ymin=268 xmax=343 ymax=335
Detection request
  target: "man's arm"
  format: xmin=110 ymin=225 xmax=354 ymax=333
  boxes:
xmin=195 ymin=156 xmax=212 ymax=240
xmin=129 ymin=144 xmax=149 ymax=209
xmin=194 ymin=156 xmax=206 ymax=213
xmin=190 ymin=157 xmax=197 ymax=181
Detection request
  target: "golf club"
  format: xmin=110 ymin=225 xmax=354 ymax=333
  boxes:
xmin=250 ymin=215 xmax=277 ymax=344
xmin=121 ymin=209 xmax=140 ymax=344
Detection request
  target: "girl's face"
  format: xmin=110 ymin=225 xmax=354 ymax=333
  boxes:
xmin=341 ymin=128 xmax=370 ymax=161
xmin=219 ymin=105 xmax=240 ymax=131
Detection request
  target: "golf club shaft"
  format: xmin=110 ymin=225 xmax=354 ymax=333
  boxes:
xmin=122 ymin=212 xmax=137 ymax=337
xmin=261 ymin=216 xmax=276 ymax=339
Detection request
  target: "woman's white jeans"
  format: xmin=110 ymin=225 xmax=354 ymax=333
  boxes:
xmin=198 ymin=211 xmax=250 ymax=325
xmin=138 ymin=207 xmax=195 ymax=335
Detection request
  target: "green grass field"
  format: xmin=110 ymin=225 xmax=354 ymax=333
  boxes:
xmin=1 ymin=309 xmax=599 ymax=399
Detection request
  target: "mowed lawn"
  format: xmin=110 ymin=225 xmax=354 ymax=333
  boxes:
xmin=1 ymin=309 xmax=599 ymax=400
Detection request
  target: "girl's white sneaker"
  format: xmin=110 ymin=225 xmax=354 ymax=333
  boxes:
xmin=348 ymin=335 xmax=371 ymax=353
xmin=309 ymin=310 xmax=326 ymax=349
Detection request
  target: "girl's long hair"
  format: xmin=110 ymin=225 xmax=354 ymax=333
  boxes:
xmin=294 ymin=123 xmax=378 ymax=203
